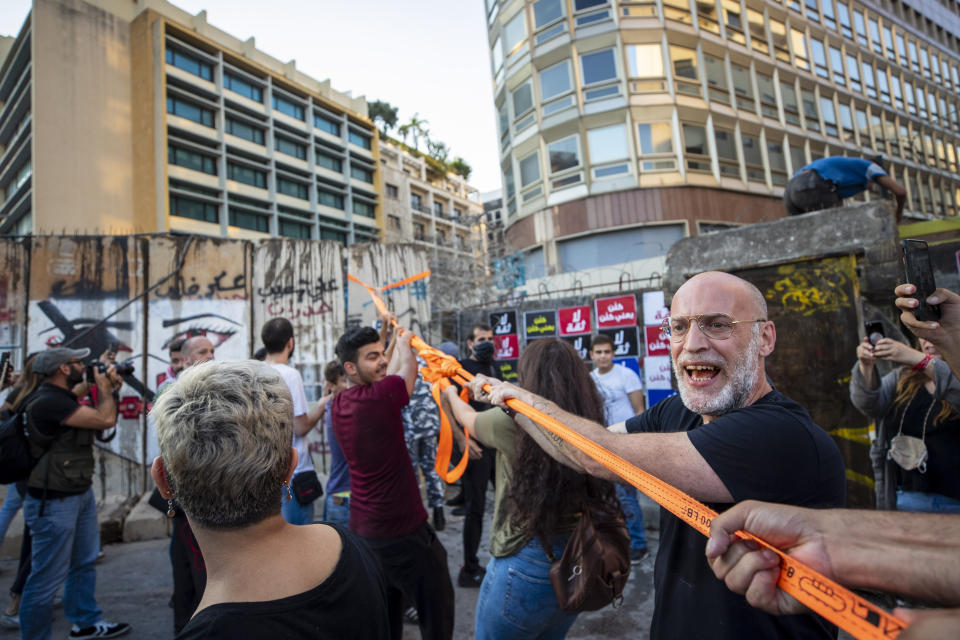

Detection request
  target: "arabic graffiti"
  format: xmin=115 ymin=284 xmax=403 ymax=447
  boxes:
xmin=257 ymin=276 xmax=339 ymax=303
xmin=156 ymin=271 xmax=248 ymax=300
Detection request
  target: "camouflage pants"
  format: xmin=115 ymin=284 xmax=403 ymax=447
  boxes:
xmin=406 ymin=433 xmax=445 ymax=509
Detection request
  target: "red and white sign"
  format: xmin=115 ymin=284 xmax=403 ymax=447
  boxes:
xmin=494 ymin=334 xmax=519 ymax=361
xmin=558 ymin=305 xmax=592 ymax=336
xmin=595 ymin=295 xmax=637 ymax=329
xmin=644 ymin=355 xmax=673 ymax=389
xmin=645 ymin=326 xmax=670 ymax=356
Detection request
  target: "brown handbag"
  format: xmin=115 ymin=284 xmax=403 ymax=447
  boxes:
xmin=543 ymin=500 xmax=632 ymax=612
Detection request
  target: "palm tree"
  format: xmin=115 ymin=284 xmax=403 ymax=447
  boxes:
xmin=406 ymin=113 xmax=429 ymax=151
xmin=397 ymin=123 xmax=411 ymax=147
xmin=449 ymin=157 xmax=472 ymax=181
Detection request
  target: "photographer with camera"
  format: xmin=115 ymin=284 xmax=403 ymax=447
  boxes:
xmin=850 ymin=330 xmax=960 ymax=513
xmin=19 ymin=347 xmax=130 ymax=640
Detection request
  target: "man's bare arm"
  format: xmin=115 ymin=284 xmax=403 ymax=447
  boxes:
xmin=628 ymin=389 xmax=645 ymax=415
xmin=63 ymin=368 xmax=118 ymax=431
xmin=473 ymin=375 xmax=732 ymax=502
xmin=706 ymin=501 xmax=960 ymax=617
xmin=386 ymin=328 xmax=417 ymax=395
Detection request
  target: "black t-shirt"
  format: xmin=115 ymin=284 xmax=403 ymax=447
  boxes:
xmin=624 ymin=391 xmax=846 ymax=640
xmin=176 ymin=524 xmax=389 ymax=639
xmin=27 ymin=382 xmax=81 ymax=439
xmin=889 ymin=389 xmax=960 ymax=500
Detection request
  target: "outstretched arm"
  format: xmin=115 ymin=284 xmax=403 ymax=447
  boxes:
xmin=469 ymin=375 xmax=732 ymax=502
xmin=875 ymin=175 xmax=906 ymax=223
xmin=705 ymin=500 xmax=960 ymax=616
xmin=386 ymin=328 xmax=416 ymax=395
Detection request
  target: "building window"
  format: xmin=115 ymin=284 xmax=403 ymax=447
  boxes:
xmin=227 ymin=163 xmax=267 ymax=188
xmin=730 ymin=63 xmax=754 ymax=112
xmin=846 ymin=54 xmax=861 ymax=93
xmin=781 ymin=81 xmax=800 ymax=125
xmin=769 ymin=19 xmax=790 ymax=62
xmin=314 ymin=114 xmax=341 ymax=136
xmin=822 ymin=0 xmax=836 ymax=29
xmin=385 ymin=183 xmax=399 ymax=199
xmin=789 ymin=142 xmax=807 ymax=173
xmin=540 ymin=59 xmax=573 ymax=113
xmin=165 ymin=47 xmax=212 ymax=81
xmin=547 ymin=135 xmax=581 ymax=175
xmin=171 ymin=195 xmax=218 ymax=223
xmin=519 ymin=151 xmax=541 ymax=187
xmin=757 ymin=73 xmax=777 ymax=118
xmin=580 ymin=48 xmax=617 ymax=86
xmin=388 ymin=214 xmax=401 ymax=230
xmin=882 ymin=26 xmax=895 ymax=61
xmin=868 ymin=17 xmax=882 ymax=55
xmin=722 ymin=0 xmax=745 ymax=44
xmin=350 ymin=165 xmax=373 ymax=183
xmin=790 ymin=29 xmax=809 ymax=71
xmin=919 ymin=47 xmax=931 ymax=79
xmin=891 ymin=74 xmax=904 ymax=110
xmin=895 ymin=32 xmax=908 ymax=66
xmin=671 ymin=45 xmax=700 ymax=96
xmin=411 ymin=193 xmax=423 ymax=210
xmin=315 ymin=151 xmax=342 ymax=172
xmin=811 ymin=39 xmax=828 ymax=79
xmin=801 ymin=89 xmax=820 ymax=132
xmin=767 ymin=137 xmax=788 ymax=185
xmin=502 ymin=10 xmax=527 ymax=56
xmin=512 ymin=81 xmax=535 ymax=132
xmin=224 ymin=73 xmax=262 ymax=102
xmin=274 ymin=136 xmax=306 ymax=160
xmin=714 ymin=128 xmax=740 ymax=177
xmin=682 ymin=123 xmax=710 ymax=173
xmin=433 ymin=201 xmax=445 ymax=216
xmin=225 ymin=117 xmax=264 ymax=144
xmin=663 ymin=0 xmax=692 ymax=23
xmin=167 ymin=96 xmax=214 ymax=127
xmin=852 ymin=9 xmax=867 ymax=46
xmin=229 ymin=208 xmax=269 ymax=232
xmin=318 ymin=189 xmax=344 ymax=210
xmin=876 ymin=68 xmax=890 ymax=105
xmin=741 ymin=134 xmax=764 ymax=181
xmin=829 ymin=46 xmax=845 ymax=85
xmin=637 ymin=122 xmax=675 ymax=171
xmin=804 ymin=0 xmax=819 ymax=20
xmin=587 ymin=123 xmax=629 ymax=176
xmin=746 ymin=8 xmax=768 ymax=54
xmin=838 ymin=103 xmax=854 ymax=142
xmin=277 ymin=177 xmax=308 ymax=200
xmin=861 ymin=61 xmax=877 ymax=99
xmin=820 ymin=96 xmax=838 ymax=137
xmin=272 ymin=94 xmax=305 ymax=120
xmin=704 ymin=55 xmax=729 ymax=104
xmin=524 ymin=247 xmax=546 ymax=279
xmin=907 ymin=39 xmax=919 ymax=73
xmin=534 ymin=0 xmax=566 ymax=37
xmin=903 ymin=81 xmax=916 ymax=116
xmin=279 ymin=218 xmax=311 ymax=239
xmin=353 ymin=200 xmax=375 ymax=218
xmin=837 ymin=2 xmax=852 ymax=39
xmin=168 ymin=145 xmax=216 ymax=175
xmin=348 ymin=131 xmax=372 ymax=149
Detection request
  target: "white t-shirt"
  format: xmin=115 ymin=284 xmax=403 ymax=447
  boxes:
xmin=269 ymin=362 xmax=314 ymax=475
xmin=590 ymin=364 xmax=643 ymax=426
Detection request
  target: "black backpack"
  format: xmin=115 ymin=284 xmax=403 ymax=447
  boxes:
xmin=0 ymin=405 xmax=34 ymax=484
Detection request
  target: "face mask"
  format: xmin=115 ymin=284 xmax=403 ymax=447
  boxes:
xmin=473 ymin=340 xmax=495 ymax=363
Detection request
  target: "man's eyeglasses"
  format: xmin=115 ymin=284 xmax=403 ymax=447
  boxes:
xmin=660 ymin=314 xmax=766 ymax=341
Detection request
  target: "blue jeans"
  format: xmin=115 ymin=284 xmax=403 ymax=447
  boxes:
xmin=616 ymin=484 xmax=647 ymax=551
xmin=896 ymin=490 xmax=960 ymax=514
xmin=21 ymin=489 xmax=103 ymax=640
xmin=474 ymin=535 xmax=579 ymax=639
xmin=322 ymin=493 xmax=350 ymax=527
xmin=281 ymin=493 xmax=315 ymax=525
xmin=0 ymin=483 xmax=24 ymax=542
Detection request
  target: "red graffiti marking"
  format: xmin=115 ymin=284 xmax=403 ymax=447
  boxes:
xmin=118 ymin=396 xmax=143 ymax=420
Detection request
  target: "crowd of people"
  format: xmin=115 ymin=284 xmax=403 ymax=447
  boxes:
xmin=1 ymin=269 xmax=959 ymax=639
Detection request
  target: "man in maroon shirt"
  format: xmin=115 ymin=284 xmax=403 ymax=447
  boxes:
xmin=331 ymin=325 xmax=454 ymax=640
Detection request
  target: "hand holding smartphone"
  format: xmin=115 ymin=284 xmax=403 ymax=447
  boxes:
xmin=864 ymin=321 xmax=884 ymax=346
xmin=901 ymin=239 xmax=941 ymax=322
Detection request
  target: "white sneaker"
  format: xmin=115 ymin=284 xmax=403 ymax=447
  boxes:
xmin=0 ymin=613 xmax=19 ymax=630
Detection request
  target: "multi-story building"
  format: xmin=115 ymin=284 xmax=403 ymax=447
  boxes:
xmin=0 ymin=0 xmax=380 ymax=242
xmin=485 ymin=0 xmax=960 ymax=290
xmin=379 ymin=140 xmax=489 ymax=306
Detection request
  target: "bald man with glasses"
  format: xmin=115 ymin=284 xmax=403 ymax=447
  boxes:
xmin=469 ymin=271 xmax=846 ymax=640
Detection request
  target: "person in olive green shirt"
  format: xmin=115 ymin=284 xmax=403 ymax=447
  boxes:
xmin=442 ymin=338 xmax=618 ymax=640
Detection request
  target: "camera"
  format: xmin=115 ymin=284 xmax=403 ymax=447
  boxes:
xmin=86 ymin=360 xmax=135 ymax=381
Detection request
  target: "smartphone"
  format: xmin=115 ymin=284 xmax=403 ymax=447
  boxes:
xmin=901 ymin=239 xmax=941 ymax=322
xmin=864 ymin=321 xmax=885 ymax=346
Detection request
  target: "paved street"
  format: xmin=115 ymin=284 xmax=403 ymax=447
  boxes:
xmin=0 ymin=490 xmax=658 ymax=639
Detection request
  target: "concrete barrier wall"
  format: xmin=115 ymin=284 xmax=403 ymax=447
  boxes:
xmin=0 ymin=234 xmax=429 ymax=501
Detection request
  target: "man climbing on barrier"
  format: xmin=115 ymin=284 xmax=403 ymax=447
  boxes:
xmin=469 ymin=271 xmax=847 ymax=639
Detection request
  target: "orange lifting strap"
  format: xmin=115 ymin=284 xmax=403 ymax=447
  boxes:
xmin=347 ymin=272 xmax=907 ymax=640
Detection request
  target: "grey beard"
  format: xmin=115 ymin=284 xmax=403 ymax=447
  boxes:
xmin=673 ymin=333 xmax=761 ymax=416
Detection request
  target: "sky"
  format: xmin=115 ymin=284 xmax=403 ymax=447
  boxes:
xmin=0 ymin=0 xmax=503 ymax=194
